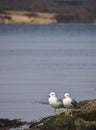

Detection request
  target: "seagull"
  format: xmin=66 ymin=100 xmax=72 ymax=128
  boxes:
xmin=48 ymin=92 xmax=64 ymax=113
xmin=63 ymin=93 xmax=79 ymax=111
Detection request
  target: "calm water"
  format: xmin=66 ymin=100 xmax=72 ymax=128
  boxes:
xmin=0 ymin=24 xmax=96 ymax=121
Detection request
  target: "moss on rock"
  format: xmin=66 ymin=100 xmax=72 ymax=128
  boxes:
xmin=29 ymin=99 xmax=96 ymax=130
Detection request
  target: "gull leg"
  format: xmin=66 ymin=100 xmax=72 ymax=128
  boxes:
xmin=54 ymin=109 xmax=57 ymax=115
xmin=57 ymin=109 xmax=61 ymax=115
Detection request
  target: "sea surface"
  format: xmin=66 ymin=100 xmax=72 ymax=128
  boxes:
xmin=0 ymin=24 xmax=96 ymax=121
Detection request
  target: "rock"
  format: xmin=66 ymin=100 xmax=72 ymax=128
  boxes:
xmin=0 ymin=99 xmax=96 ymax=130
xmin=0 ymin=118 xmax=27 ymax=129
xmin=29 ymin=99 xmax=96 ymax=130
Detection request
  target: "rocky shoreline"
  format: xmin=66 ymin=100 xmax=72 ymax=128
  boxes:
xmin=0 ymin=99 xmax=96 ymax=130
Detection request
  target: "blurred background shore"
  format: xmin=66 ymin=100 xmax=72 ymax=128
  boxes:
xmin=0 ymin=0 xmax=96 ymax=24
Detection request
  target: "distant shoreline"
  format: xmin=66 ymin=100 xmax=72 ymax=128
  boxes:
xmin=0 ymin=10 xmax=57 ymax=24
xmin=0 ymin=10 xmax=95 ymax=24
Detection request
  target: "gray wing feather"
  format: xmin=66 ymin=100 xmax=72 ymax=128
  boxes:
xmin=57 ymin=99 xmax=62 ymax=103
xmin=71 ymin=99 xmax=78 ymax=108
xmin=57 ymin=99 xmax=65 ymax=108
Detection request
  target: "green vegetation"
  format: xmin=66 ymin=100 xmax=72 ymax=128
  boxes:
xmin=30 ymin=1 xmax=48 ymax=12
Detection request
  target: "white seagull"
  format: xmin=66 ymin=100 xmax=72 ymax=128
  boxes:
xmin=48 ymin=92 xmax=64 ymax=112
xmin=63 ymin=93 xmax=79 ymax=111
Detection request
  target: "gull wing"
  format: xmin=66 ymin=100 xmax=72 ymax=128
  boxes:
xmin=56 ymin=99 xmax=65 ymax=108
xmin=71 ymin=99 xmax=78 ymax=108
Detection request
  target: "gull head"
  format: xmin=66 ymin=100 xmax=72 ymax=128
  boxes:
xmin=64 ymin=93 xmax=70 ymax=98
xmin=48 ymin=92 xmax=56 ymax=97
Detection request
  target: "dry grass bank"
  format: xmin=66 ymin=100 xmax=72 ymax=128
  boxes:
xmin=0 ymin=11 xmax=57 ymax=24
